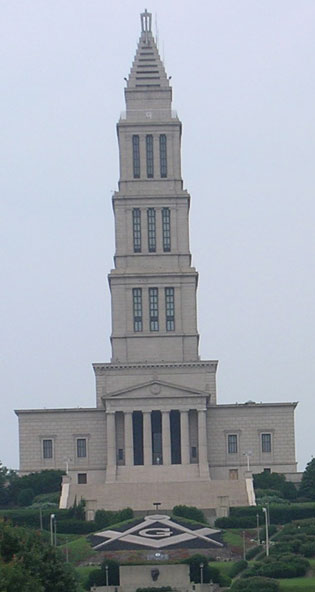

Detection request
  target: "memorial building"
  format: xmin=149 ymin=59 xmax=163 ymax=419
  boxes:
xmin=15 ymin=11 xmax=297 ymax=519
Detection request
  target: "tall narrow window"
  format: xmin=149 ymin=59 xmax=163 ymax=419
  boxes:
xmin=133 ymin=288 xmax=142 ymax=332
xmin=162 ymin=208 xmax=171 ymax=252
xmin=132 ymin=135 xmax=140 ymax=178
xmin=147 ymin=208 xmax=156 ymax=252
xmin=159 ymin=134 xmax=167 ymax=178
xmin=146 ymin=135 xmax=154 ymax=178
xmin=261 ymin=433 xmax=272 ymax=453
xmin=165 ymin=287 xmax=175 ymax=331
xmin=228 ymin=434 xmax=238 ymax=454
xmin=77 ymin=438 xmax=87 ymax=458
xmin=149 ymin=287 xmax=159 ymax=331
xmin=132 ymin=208 xmax=141 ymax=252
xmin=43 ymin=439 xmax=53 ymax=459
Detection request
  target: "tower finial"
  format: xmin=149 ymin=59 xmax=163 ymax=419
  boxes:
xmin=141 ymin=9 xmax=152 ymax=43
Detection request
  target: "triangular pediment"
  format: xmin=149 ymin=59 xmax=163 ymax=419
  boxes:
xmin=102 ymin=379 xmax=209 ymax=401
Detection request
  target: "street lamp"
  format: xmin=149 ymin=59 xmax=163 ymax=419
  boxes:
xmin=243 ymin=451 xmax=252 ymax=471
xmin=105 ymin=564 xmax=109 ymax=586
xmin=256 ymin=513 xmax=260 ymax=545
xmin=242 ymin=530 xmax=246 ymax=560
xmin=200 ymin=562 xmax=204 ymax=584
xmin=50 ymin=513 xmax=57 ymax=546
xmin=262 ymin=507 xmax=269 ymax=556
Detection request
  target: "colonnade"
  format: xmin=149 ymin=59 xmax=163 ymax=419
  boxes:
xmin=106 ymin=408 xmax=208 ymax=468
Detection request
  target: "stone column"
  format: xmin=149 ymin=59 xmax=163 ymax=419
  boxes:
xmin=124 ymin=411 xmax=134 ymax=466
xmin=198 ymin=409 xmax=210 ymax=479
xmin=162 ymin=410 xmax=171 ymax=465
xmin=106 ymin=411 xmax=117 ymax=481
xmin=180 ymin=410 xmax=190 ymax=464
xmin=143 ymin=411 xmax=152 ymax=465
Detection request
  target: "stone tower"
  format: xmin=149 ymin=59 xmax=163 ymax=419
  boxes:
xmin=93 ymin=10 xmax=218 ymax=486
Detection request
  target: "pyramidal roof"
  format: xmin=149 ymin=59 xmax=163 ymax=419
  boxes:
xmin=127 ymin=9 xmax=170 ymax=89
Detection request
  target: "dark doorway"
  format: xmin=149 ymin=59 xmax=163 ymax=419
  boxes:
xmin=133 ymin=411 xmax=143 ymax=465
xmin=151 ymin=410 xmax=162 ymax=464
xmin=170 ymin=410 xmax=181 ymax=464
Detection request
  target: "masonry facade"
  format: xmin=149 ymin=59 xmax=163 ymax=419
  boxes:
xmin=16 ymin=11 xmax=297 ymax=517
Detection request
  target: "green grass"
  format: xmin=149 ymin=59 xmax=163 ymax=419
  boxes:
xmin=213 ymin=561 xmax=237 ymax=577
xmin=278 ymin=577 xmax=315 ymax=591
xmin=59 ymin=536 xmax=96 ymax=564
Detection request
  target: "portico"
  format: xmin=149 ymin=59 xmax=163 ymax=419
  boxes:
xmin=103 ymin=381 xmax=210 ymax=482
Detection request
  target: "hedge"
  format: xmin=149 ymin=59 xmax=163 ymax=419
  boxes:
xmin=215 ymin=503 xmax=315 ymax=528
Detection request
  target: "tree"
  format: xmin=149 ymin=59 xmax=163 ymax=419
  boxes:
xmin=231 ymin=576 xmax=279 ymax=592
xmin=253 ymin=471 xmax=297 ymax=501
xmin=299 ymin=458 xmax=315 ymax=500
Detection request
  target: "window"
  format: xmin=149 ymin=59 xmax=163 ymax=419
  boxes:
xmin=43 ymin=439 xmax=53 ymax=459
xmin=228 ymin=434 xmax=238 ymax=454
xmin=132 ymin=135 xmax=140 ymax=178
xmin=165 ymin=287 xmax=175 ymax=331
xmin=77 ymin=473 xmax=87 ymax=484
xmin=76 ymin=438 xmax=87 ymax=458
xmin=146 ymin=135 xmax=154 ymax=178
xmin=162 ymin=208 xmax=171 ymax=252
xmin=264 ymin=468 xmax=271 ymax=473
xmin=132 ymin=208 xmax=141 ymax=252
xmin=261 ymin=433 xmax=272 ymax=453
xmin=159 ymin=134 xmax=167 ymax=177
xmin=191 ymin=446 xmax=197 ymax=459
xmin=133 ymin=288 xmax=143 ymax=332
xmin=118 ymin=448 xmax=124 ymax=461
xmin=147 ymin=208 xmax=156 ymax=252
xmin=229 ymin=469 xmax=239 ymax=480
xmin=149 ymin=287 xmax=159 ymax=331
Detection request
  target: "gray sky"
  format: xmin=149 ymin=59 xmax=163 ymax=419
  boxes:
xmin=1 ymin=0 xmax=315 ymax=472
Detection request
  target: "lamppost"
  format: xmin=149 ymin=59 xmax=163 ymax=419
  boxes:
xmin=105 ymin=564 xmax=109 ymax=586
xmin=263 ymin=507 xmax=269 ymax=556
xmin=256 ymin=513 xmax=260 ymax=545
xmin=200 ymin=562 xmax=204 ymax=584
xmin=50 ymin=513 xmax=57 ymax=546
xmin=242 ymin=530 xmax=246 ymax=560
xmin=243 ymin=451 xmax=252 ymax=471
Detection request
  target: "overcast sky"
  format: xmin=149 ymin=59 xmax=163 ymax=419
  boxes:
xmin=1 ymin=0 xmax=315 ymax=472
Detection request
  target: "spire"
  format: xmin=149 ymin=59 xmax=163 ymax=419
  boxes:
xmin=127 ymin=9 xmax=170 ymax=90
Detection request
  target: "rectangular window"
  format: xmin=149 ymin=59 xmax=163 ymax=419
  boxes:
xmin=228 ymin=434 xmax=238 ymax=454
xmin=147 ymin=208 xmax=156 ymax=252
xmin=262 ymin=433 xmax=272 ymax=453
xmin=77 ymin=473 xmax=87 ymax=484
xmin=165 ymin=287 xmax=175 ymax=331
xmin=162 ymin=208 xmax=171 ymax=252
xmin=43 ymin=439 xmax=53 ymax=459
xmin=118 ymin=448 xmax=124 ymax=461
xmin=132 ymin=208 xmax=141 ymax=252
xmin=149 ymin=287 xmax=159 ymax=331
xmin=146 ymin=135 xmax=154 ymax=178
xmin=133 ymin=288 xmax=143 ymax=332
xmin=132 ymin=135 xmax=140 ymax=178
xmin=77 ymin=438 xmax=87 ymax=458
xmin=159 ymin=134 xmax=167 ymax=178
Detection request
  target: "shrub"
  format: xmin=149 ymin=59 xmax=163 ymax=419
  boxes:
xmin=300 ymin=541 xmax=315 ymax=557
xmin=229 ymin=560 xmax=248 ymax=578
xmin=94 ymin=507 xmax=133 ymax=529
xmin=172 ymin=505 xmax=206 ymax=524
xmin=246 ymin=545 xmax=263 ymax=560
xmin=17 ymin=488 xmax=35 ymax=507
xmin=86 ymin=559 xmax=120 ymax=589
xmin=215 ymin=516 xmax=257 ymax=528
xmin=182 ymin=554 xmax=220 ymax=583
xmin=231 ymin=576 xmax=279 ymax=591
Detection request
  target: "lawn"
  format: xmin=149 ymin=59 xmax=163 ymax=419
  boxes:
xmin=59 ymin=536 xmax=96 ymax=564
xmin=213 ymin=561 xmax=236 ymax=577
xmin=278 ymin=577 xmax=315 ymax=591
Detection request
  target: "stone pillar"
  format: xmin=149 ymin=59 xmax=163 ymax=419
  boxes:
xmin=143 ymin=411 xmax=152 ymax=465
xmin=162 ymin=410 xmax=171 ymax=465
xmin=180 ymin=410 xmax=190 ymax=464
xmin=106 ymin=411 xmax=117 ymax=481
xmin=124 ymin=412 xmax=134 ymax=466
xmin=198 ymin=408 xmax=210 ymax=479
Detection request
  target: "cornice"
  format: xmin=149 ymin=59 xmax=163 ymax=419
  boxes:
xmin=93 ymin=360 xmax=218 ymax=373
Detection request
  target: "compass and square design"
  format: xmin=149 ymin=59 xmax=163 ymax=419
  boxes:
xmin=89 ymin=515 xmax=223 ymax=551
